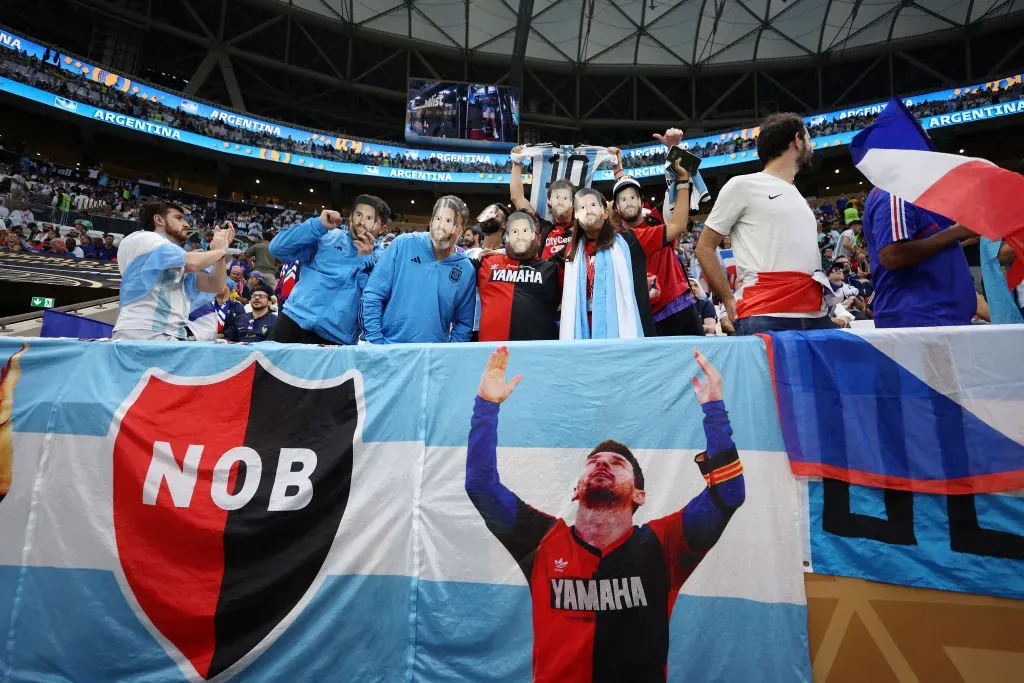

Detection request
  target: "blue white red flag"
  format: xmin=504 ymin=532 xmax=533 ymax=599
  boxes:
xmin=850 ymin=97 xmax=1024 ymax=287
xmin=764 ymin=326 xmax=1024 ymax=494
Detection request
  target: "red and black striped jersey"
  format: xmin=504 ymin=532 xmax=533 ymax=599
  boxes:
xmin=475 ymin=254 xmax=563 ymax=342
xmin=538 ymin=218 xmax=574 ymax=260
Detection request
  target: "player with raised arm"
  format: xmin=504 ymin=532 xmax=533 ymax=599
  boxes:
xmin=466 ymin=346 xmax=745 ymax=683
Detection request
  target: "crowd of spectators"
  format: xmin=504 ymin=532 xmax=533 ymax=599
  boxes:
xmin=2 ymin=45 xmax=1020 ymax=174
xmin=619 ymin=79 xmax=1023 ymax=169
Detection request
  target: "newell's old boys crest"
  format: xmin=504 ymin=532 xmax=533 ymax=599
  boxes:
xmin=110 ymin=354 xmax=363 ymax=681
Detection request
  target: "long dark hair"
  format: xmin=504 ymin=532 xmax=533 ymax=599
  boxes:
xmin=564 ymin=188 xmax=616 ymax=261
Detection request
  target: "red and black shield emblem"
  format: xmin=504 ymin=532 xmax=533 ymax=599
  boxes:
xmin=110 ymin=355 xmax=363 ymax=680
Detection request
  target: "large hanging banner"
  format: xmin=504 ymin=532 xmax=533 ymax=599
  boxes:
xmin=0 ymin=337 xmax=809 ymax=682
xmin=765 ymin=326 xmax=1024 ymax=601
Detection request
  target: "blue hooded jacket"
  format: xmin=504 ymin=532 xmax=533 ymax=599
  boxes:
xmin=269 ymin=217 xmax=380 ymax=344
xmin=360 ymin=232 xmax=476 ymax=343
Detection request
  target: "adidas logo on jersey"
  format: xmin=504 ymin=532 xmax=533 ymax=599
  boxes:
xmin=550 ymin=577 xmax=648 ymax=612
xmin=553 ymin=558 xmax=568 ymax=573
xmin=410 ymin=256 xmax=421 ymax=263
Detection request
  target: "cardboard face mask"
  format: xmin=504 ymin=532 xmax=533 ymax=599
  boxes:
xmin=506 ymin=218 xmax=537 ymax=258
xmin=548 ymin=189 xmax=573 ymax=221
xmin=430 ymin=198 xmax=462 ymax=251
xmin=615 ymin=188 xmax=642 ymax=222
xmin=476 ymin=204 xmax=505 ymax=224
xmin=574 ymin=191 xmax=606 ymax=230
xmin=350 ymin=203 xmax=377 ymax=238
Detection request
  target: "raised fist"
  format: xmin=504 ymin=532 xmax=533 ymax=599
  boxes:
xmin=320 ymin=210 xmax=343 ymax=230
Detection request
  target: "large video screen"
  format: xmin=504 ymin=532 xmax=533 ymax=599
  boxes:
xmin=405 ymin=80 xmax=519 ymax=149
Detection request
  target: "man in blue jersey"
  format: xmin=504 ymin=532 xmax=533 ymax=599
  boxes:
xmin=268 ymin=199 xmax=379 ymax=345
xmin=113 ymin=201 xmax=234 ymax=341
xmin=360 ymin=195 xmax=476 ymax=343
xmin=236 ymin=289 xmax=278 ymax=342
xmin=861 ymin=188 xmax=977 ymax=328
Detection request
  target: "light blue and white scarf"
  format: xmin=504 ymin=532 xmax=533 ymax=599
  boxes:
xmin=980 ymin=237 xmax=1024 ymax=324
xmin=559 ymin=234 xmax=644 ymax=340
xmin=662 ymin=161 xmax=710 ymax=222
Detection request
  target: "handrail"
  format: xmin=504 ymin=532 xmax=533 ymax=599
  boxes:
xmin=0 ymin=295 xmax=119 ymax=331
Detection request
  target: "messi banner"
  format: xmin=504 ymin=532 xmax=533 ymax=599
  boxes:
xmin=0 ymin=337 xmax=810 ymax=682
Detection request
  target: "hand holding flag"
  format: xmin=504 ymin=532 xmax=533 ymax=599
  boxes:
xmin=850 ymin=98 xmax=1024 ymax=287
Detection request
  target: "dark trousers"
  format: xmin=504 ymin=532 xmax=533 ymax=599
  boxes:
xmin=734 ymin=315 xmax=837 ymax=335
xmin=269 ymin=313 xmax=339 ymax=345
xmin=653 ymin=304 xmax=704 ymax=337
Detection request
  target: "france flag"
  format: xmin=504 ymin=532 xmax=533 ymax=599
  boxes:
xmin=850 ymin=97 xmax=1024 ymax=286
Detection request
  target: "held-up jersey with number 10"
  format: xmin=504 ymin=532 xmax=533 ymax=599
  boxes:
xmin=519 ymin=145 xmax=617 ymax=221
xmin=466 ymin=398 xmax=745 ymax=683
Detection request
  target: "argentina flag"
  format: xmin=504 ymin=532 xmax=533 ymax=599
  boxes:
xmin=0 ymin=337 xmax=809 ymax=682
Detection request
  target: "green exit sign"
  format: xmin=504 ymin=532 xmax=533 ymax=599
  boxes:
xmin=30 ymin=296 xmax=55 ymax=309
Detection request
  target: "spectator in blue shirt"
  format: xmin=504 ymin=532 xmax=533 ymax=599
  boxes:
xmin=361 ymin=195 xmax=476 ymax=343
xmin=688 ymin=279 xmax=718 ymax=335
xmin=236 ymin=289 xmax=278 ymax=342
xmin=269 ymin=201 xmax=379 ymax=345
xmin=861 ymin=187 xmax=977 ymax=328
xmin=94 ymin=234 xmax=117 ymax=260
xmin=79 ymin=235 xmax=98 ymax=258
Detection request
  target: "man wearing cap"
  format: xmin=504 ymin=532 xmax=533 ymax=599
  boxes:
xmin=467 ymin=346 xmax=744 ymax=683
xmin=269 ymin=197 xmax=379 ymax=345
xmin=246 ymin=271 xmax=270 ymax=300
xmin=610 ymin=137 xmax=703 ymax=336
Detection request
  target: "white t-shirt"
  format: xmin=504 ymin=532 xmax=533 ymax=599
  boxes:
xmin=833 ymin=229 xmax=856 ymax=259
xmin=705 ymin=172 xmax=825 ymax=318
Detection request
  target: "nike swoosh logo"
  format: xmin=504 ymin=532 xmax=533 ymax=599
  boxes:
xmin=769 ymin=194 xmax=782 ymax=200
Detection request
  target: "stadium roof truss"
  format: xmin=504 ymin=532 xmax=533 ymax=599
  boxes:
xmin=4 ymin=0 xmax=1024 ymax=144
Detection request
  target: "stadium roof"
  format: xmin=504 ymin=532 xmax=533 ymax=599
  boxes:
xmin=285 ymin=0 xmax=1024 ymax=67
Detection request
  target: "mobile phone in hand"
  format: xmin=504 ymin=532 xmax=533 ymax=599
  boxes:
xmin=667 ymin=146 xmax=702 ymax=175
